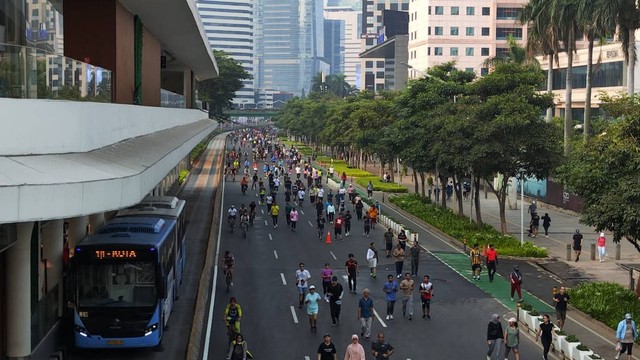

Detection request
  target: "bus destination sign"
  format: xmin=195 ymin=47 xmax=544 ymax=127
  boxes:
xmin=94 ymin=250 xmax=138 ymax=260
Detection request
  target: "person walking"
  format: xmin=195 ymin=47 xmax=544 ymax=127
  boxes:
xmin=409 ymin=240 xmax=421 ymax=277
xmin=334 ymin=213 xmax=345 ymax=241
xmin=368 ymin=205 xmax=379 ymax=229
xmin=357 ymin=290 xmax=374 ymax=340
xmin=509 ymin=265 xmax=523 ymax=302
xmin=317 ymin=333 xmax=337 ymax=360
xmin=530 ymin=212 xmax=540 ymax=238
xmin=419 ymin=275 xmax=433 ymax=319
xmin=366 ymin=181 xmax=374 ymax=198
xmin=305 ymin=285 xmax=322 ymax=332
xmin=344 ymin=210 xmax=352 ymax=236
xmin=290 ymin=207 xmax=299 ymax=231
xmin=371 ymin=332 xmax=394 ymax=359
xmin=321 ymin=263 xmax=334 ymax=296
xmin=528 ymin=200 xmax=537 ymax=218
xmin=615 ymin=313 xmax=638 ymax=360
xmin=536 ymin=314 xmax=554 ymax=360
xmin=344 ymin=334 xmax=366 ymax=360
xmin=504 ymin=317 xmax=520 ymax=360
xmin=363 ymin=214 xmax=371 ymax=237
xmin=573 ymin=229 xmax=583 ymax=262
xmin=399 ymin=272 xmax=415 ymax=320
xmin=366 ymin=242 xmax=378 ymax=279
xmin=383 ymin=228 xmax=394 ymax=258
xmin=541 ymin=213 xmax=551 ymax=237
xmin=485 ymin=244 xmax=498 ymax=282
xmin=285 ymin=202 xmax=293 ymax=228
xmin=355 ymin=199 xmax=364 ymax=220
xmin=327 ymin=276 xmax=343 ymax=327
xmin=383 ymin=274 xmax=399 ymax=320
xmin=470 ymin=244 xmax=482 ymax=281
xmin=597 ymin=232 xmax=607 ymax=262
xmin=296 ymin=263 xmax=311 ymax=308
xmin=392 ymin=243 xmax=405 ymax=279
xmin=270 ymin=201 xmax=280 ymax=228
xmin=345 ymin=254 xmax=359 ymax=294
xmin=553 ymin=286 xmax=570 ymax=330
xmin=327 ymin=202 xmax=336 ymax=223
xmin=486 ymin=314 xmax=503 ymax=360
xmin=397 ymin=230 xmax=408 ymax=251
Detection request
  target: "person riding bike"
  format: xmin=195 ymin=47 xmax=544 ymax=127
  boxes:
xmin=240 ymin=176 xmax=249 ymax=194
xmin=223 ymin=250 xmax=235 ymax=277
xmin=228 ymin=205 xmax=238 ymax=228
xmin=248 ymin=201 xmax=257 ymax=224
xmin=239 ymin=204 xmax=248 ymax=218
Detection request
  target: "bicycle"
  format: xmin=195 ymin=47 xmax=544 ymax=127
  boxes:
xmin=225 ymin=268 xmax=233 ymax=292
xmin=249 ymin=210 xmax=255 ymax=225
xmin=241 ymin=184 xmax=248 ymax=196
xmin=228 ymin=217 xmax=236 ymax=234
xmin=241 ymin=220 xmax=249 ymax=239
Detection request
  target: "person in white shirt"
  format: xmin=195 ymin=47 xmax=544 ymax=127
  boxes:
xmin=297 ymin=189 xmax=306 ymax=206
xmin=366 ymin=242 xmax=378 ymax=279
xmin=296 ymin=263 xmax=311 ymax=308
xmin=317 ymin=187 xmax=325 ymax=203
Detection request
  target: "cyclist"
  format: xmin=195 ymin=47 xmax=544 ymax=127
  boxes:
xmin=258 ymin=186 xmax=266 ymax=205
xmin=240 ymin=176 xmax=248 ymax=195
xmin=228 ymin=205 xmax=238 ymax=229
xmin=223 ymin=250 xmax=235 ymax=277
xmin=251 ymin=173 xmax=259 ymax=190
xmin=248 ymin=201 xmax=257 ymax=224
xmin=240 ymin=212 xmax=250 ymax=236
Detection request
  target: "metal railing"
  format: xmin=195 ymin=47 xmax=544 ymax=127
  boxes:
xmin=161 ymin=88 xmax=185 ymax=108
xmin=0 ymin=43 xmax=112 ymax=101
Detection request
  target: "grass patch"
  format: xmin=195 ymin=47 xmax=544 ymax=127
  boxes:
xmin=356 ymin=176 xmax=407 ymax=193
xmin=389 ymin=194 xmax=548 ymax=257
xmin=179 ymin=169 xmax=189 ymax=184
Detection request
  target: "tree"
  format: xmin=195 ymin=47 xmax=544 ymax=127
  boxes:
xmin=560 ymin=93 xmax=640 ymax=252
xmin=481 ymin=35 xmax=539 ymax=68
xmin=197 ymin=50 xmax=250 ymax=120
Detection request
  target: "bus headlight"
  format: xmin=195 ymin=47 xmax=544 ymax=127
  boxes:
xmin=75 ymin=325 xmax=89 ymax=337
xmin=144 ymin=323 xmax=159 ymax=336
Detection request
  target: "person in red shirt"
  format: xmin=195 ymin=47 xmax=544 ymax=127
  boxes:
xmin=334 ymin=213 xmax=344 ymax=240
xmin=485 ymin=244 xmax=498 ymax=282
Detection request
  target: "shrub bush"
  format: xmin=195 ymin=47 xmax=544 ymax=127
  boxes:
xmin=179 ymin=169 xmax=189 ymax=185
xmin=568 ymin=282 xmax=640 ymax=333
xmin=389 ymin=194 xmax=548 ymax=257
xmin=356 ymin=176 xmax=408 ymax=193
xmin=576 ymin=344 xmax=590 ymax=351
xmin=565 ymin=335 xmax=579 ymax=343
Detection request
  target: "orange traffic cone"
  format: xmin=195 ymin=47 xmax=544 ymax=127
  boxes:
xmin=325 ymin=231 xmax=332 ymax=244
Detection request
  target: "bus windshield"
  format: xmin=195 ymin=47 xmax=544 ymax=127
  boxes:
xmin=77 ymin=262 xmax=157 ymax=308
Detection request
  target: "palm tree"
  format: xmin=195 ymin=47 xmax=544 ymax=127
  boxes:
xmin=595 ymin=0 xmax=640 ymax=95
xmin=519 ymin=0 xmax=561 ymax=123
xmin=481 ymin=35 xmax=539 ymax=69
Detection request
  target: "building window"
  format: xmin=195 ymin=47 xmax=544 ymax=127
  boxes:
xmin=427 ymin=47 xmax=431 ymax=55
xmin=435 ymin=47 xmax=443 ymax=56
xmin=435 ymin=6 xmax=443 ymax=15
xmin=450 ymin=47 xmax=459 ymax=56
xmin=497 ymin=7 xmax=521 ymax=20
xmin=466 ymin=27 xmax=474 ymax=36
xmin=482 ymin=27 xmax=490 ymax=36
xmin=451 ymin=6 xmax=459 ymax=15
xmin=376 ymin=71 xmax=385 ymax=78
xmin=377 ymin=16 xmax=382 ymax=23
xmin=377 ymin=3 xmax=385 ymax=10
xmin=496 ymin=28 xmax=523 ymax=40
xmin=481 ymin=47 xmax=489 ymax=56
xmin=450 ymin=27 xmax=459 ymax=36
xmin=366 ymin=61 xmax=374 ymax=68
xmin=402 ymin=3 xmax=409 ymax=11
xmin=482 ymin=7 xmax=490 ymax=16
xmin=376 ymin=61 xmax=385 ymax=68
xmin=481 ymin=68 xmax=489 ymax=76
xmin=428 ymin=6 xmax=431 ymax=15
xmin=366 ymin=38 xmax=374 ymax=45
xmin=390 ymin=3 xmax=398 ymax=11
xmin=465 ymin=67 xmax=474 ymax=73
xmin=435 ymin=26 xmax=443 ymax=35
xmin=466 ymin=6 xmax=475 ymax=15
xmin=496 ymin=47 xmax=509 ymax=57
xmin=466 ymin=47 xmax=474 ymax=56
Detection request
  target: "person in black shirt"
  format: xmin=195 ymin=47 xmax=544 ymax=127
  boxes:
xmin=327 ymin=276 xmax=344 ymax=326
xmin=530 ymin=212 xmax=540 ymax=238
xmin=317 ymin=333 xmax=337 ymax=360
xmin=536 ymin=314 xmax=555 ymax=360
xmin=572 ymin=229 xmax=583 ymax=261
xmin=553 ymin=286 xmax=570 ymax=330
xmin=486 ymin=313 xmax=503 ymax=360
xmin=371 ymin=332 xmax=394 ymax=359
xmin=541 ymin=213 xmax=551 ymax=237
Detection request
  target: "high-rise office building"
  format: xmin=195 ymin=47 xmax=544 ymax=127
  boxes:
xmin=197 ymin=0 xmax=255 ymax=107
xmin=325 ymin=19 xmax=345 ymax=76
xmin=255 ymin=0 xmax=325 ymax=97
xmin=324 ymin=3 xmax=361 ymax=88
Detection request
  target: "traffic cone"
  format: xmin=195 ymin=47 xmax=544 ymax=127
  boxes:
xmin=325 ymin=231 xmax=332 ymax=244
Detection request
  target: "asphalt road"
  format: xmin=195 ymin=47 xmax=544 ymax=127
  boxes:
xmin=207 ymin=143 xmax=547 ymax=359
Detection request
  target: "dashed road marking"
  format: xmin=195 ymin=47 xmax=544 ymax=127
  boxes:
xmin=290 ymin=305 xmax=299 ymax=324
xmin=269 ymin=233 xmax=273 ymax=241
xmin=373 ymin=308 xmax=388 ymax=328
xmin=274 ymin=250 xmax=278 ymax=259
xmin=261 ymin=209 xmax=264 ymax=214
xmin=264 ymin=220 xmax=269 ymax=226
xmin=330 ymin=251 xmax=337 ymax=261
xmin=280 ymin=273 xmax=287 ymax=285
xmin=300 ymin=210 xmax=305 ymax=215
xmin=308 ymin=221 xmax=314 ymax=227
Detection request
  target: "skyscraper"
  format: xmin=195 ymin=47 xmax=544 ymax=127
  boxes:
xmin=197 ymin=0 xmax=255 ymax=107
xmin=324 ymin=2 xmax=361 ymax=88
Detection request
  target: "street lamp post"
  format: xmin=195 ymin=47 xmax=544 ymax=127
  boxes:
xmin=519 ymin=169 xmax=525 ymax=246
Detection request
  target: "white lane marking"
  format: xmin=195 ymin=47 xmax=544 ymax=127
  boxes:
xmin=261 ymin=209 xmax=264 ymax=214
xmin=308 ymin=221 xmax=314 ymax=227
xmin=274 ymin=250 xmax=279 ymax=259
xmin=265 ymin=220 xmax=269 ymax=226
xmin=341 ymin=275 xmax=348 ymax=282
xmin=305 ymin=357 xmax=311 ymax=360
xmin=269 ymin=233 xmax=273 ymax=241
xmin=281 ymin=273 xmax=287 ymax=285
xmin=373 ymin=308 xmax=388 ymax=328
xmin=330 ymin=251 xmax=337 ymax=261
xmin=290 ymin=306 xmax=299 ymax=324
xmin=300 ymin=210 xmax=305 ymax=215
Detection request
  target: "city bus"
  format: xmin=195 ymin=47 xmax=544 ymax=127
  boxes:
xmin=71 ymin=216 xmax=182 ymax=348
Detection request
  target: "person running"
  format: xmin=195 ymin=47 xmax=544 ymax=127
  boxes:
xmin=285 ymin=202 xmax=293 ymax=228
xmin=470 ymin=244 xmax=482 ymax=281
xmin=392 ymin=243 xmax=405 ymax=278
xmin=327 ymin=276 xmax=343 ymax=327
xmin=363 ymin=214 xmax=371 ymax=237
xmin=509 ymin=265 xmax=523 ymax=302
xmin=485 ymin=244 xmax=498 ymax=282
xmin=409 ymin=240 xmax=421 ymax=277
xmin=536 ymin=314 xmax=554 ymax=360
xmin=226 ymin=333 xmax=248 ymax=360
xmin=597 ymin=232 xmax=607 ymax=262
xmin=383 ymin=274 xmax=399 ymax=321
xmin=345 ymin=334 xmax=366 ymax=360
xmin=290 ymin=207 xmax=299 ymax=231
xmin=399 ymin=272 xmax=414 ymax=320
xmin=371 ymin=332 xmax=394 ymax=360
xmin=615 ymin=313 xmax=638 ymax=360
xmin=541 ymin=213 xmax=551 ymax=237
xmin=296 ymin=263 xmax=311 ymax=308
xmin=383 ymin=228 xmax=394 ymax=258
xmin=270 ymin=201 xmax=280 ymax=228
xmin=321 ymin=263 xmax=334 ymax=296
xmin=357 ymin=290 xmax=374 ymax=341
xmin=366 ymin=242 xmax=378 ymax=278
xmin=305 ymin=285 xmax=322 ymax=332
xmin=317 ymin=333 xmax=337 ymax=360
xmin=486 ymin=314 xmax=503 ymax=360
xmin=419 ymin=275 xmax=433 ymax=319
xmin=553 ymin=286 xmax=570 ymax=330
xmin=504 ymin=317 xmax=520 ymax=360
xmin=317 ymin=213 xmax=327 ymax=240
xmin=345 ymin=254 xmax=359 ymax=293
xmin=573 ymin=229 xmax=583 ymax=262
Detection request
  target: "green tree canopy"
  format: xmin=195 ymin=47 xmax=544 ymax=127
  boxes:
xmin=197 ymin=50 xmax=250 ymax=121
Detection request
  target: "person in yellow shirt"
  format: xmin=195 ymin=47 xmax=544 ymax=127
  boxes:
xmin=271 ymin=202 xmax=280 ymax=228
xmin=470 ymin=244 xmax=482 ymax=281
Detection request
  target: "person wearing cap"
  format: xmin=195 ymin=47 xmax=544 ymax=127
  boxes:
xmin=486 ymin=314 xmax=503 ymax=360
xmin=344 ymin=334 xmax=366 ymax=360
xmin=317 ymin=333 xmax=337 ymax=360
xmin=553 ymin=286 xmax=570 ymax=330
xmin=503 ymin=317 xmax=520 ymax=360
xmin=615 ymin=313 xmax=638 ymax=360
xmin=305 ymin=285 xmax=322 ymax=332
xmin=327 ymin=275 xmax=344 ymax=327
xmin=572 ymin=229 xmax=583 ymax=262
xmin=508 ymin=265 xmax=523 ymax=302
xmin=597 ymin=232 xmax=607 ymax=262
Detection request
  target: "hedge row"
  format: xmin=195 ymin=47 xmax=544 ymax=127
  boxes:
xmin=356 ymin=176 xmax=408 ymax=193
xmin=568 ymin=282 xmax=640 ymax=334
xmin=389 ymin=194 xmax=548 ymax=257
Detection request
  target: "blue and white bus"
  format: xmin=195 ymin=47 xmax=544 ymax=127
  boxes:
xmin=71 ymin=216 xmax=183 ymax=349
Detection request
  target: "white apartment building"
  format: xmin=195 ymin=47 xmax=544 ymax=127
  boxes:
xmin=324 ymin=5 xmax=362 ymax=87
xmin=197 ymin=0 xmax=255 ymax=107
xmin=407 ymin=0 xmax=528 ymax=78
